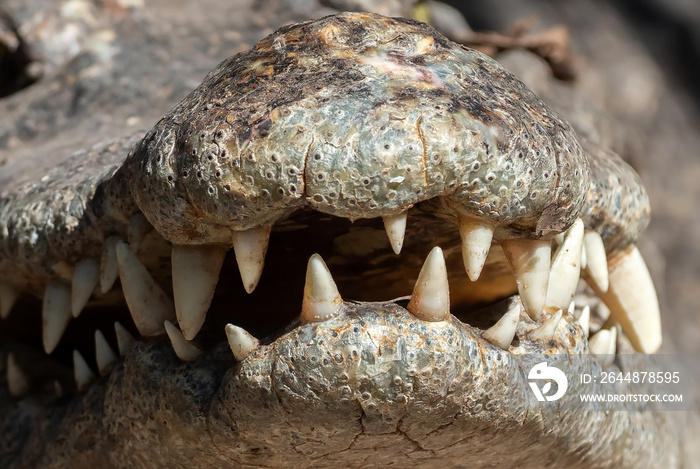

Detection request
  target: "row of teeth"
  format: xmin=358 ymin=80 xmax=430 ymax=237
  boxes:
xmin=0 ymin=211 xmax=660 ymax=392
xmin=4 ymin=245 xmax=613 ymax=397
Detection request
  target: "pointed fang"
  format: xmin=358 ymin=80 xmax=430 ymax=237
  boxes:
xmin=588 ymin=246 xmax=661 ymax=353
xmin=577 ymin=305 xmax=591 ymax=337
xmin=584 ymin=231 xmax=609 ymax=292
xmin=482 ymin=298 xmax=521 ymax=350
xmin=94 ymin=330 xmax=118 ymax=376
xmin=545 ymin=219 xmax=584 ymax=311
xmin=554 ymin=232 xmax=566 ymax=245
xmin=116 ymin=241 xmax=175 ymax=336
xmin=407 ymin=246 xmax=450 ymax=322
xmin=383 ymin=211 xmax=408 ymax=254
xmin=72 ymin=259 xmax=100 ymax=318
xmin=73 ymin=350 xmax=96 ymax=391
xmin=300 ymin=254 xmax=343 ymax=323
xmin=127 ymin=213 xmax=151 ymax=253
xmin=7 ymin=353 xmax=29 ymax=397
xmin=501 ymin=238 xmax=551 ymax=320
xmin=42 ymin=280 xmax=72 ymax=354
xmin=231 ymin=226 xmax=272 ymax=294
xmin=114 ymin=321 xmax=136 ymax=356
xmin=172 ymin=244 xmax=226 ymax=340
xmin=164 ymin=320 xmax=202 ymax=361
xmin=100 ymin=236 xmax=120 ymax=294
xmin=0 ymin=282 xmax=19 ymax=319
xmin=530 ymin=309 xmax=563 ymax=342
xmin=225 ymin=324 xmax=260 ymax=361
xmin=589 ymin=327 xmax=617 ymax=367
xmin=458 ymin=215 xmax=493 ymax=281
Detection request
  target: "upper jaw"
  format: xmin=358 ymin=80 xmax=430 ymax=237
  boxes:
xmin=124 ymin=12 xmax=591 ymax=247
xmin=111 ymin=12 xmax=658 ymax=352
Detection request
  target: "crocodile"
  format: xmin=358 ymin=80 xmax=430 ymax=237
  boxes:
xmin=0 ymin=2 xmax=693 ymax=468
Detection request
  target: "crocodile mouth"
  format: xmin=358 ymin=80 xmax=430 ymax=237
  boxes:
xmin=0 ymin=11 xmax=673 ymax=469
xmin=1 ymin=198 xmax=641 ymax=372
xmin=0 ymin=195 xmax=667 ymax=467
xmin=0 ymin=197 xmax=669 ymax=468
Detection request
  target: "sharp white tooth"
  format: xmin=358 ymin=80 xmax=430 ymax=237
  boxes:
xmin=589 ymin=326 xmax=617 ymax=367
xmin=407 ymin=246 xmax=450 ymax=322
xmin=567 ymin=301 xmax=575 ymax=315
xmin=116 ymin=241 xmax=175 ymax=337
xmin=577 ymin=305 xmax=591 ymax=337
xmin=529 ymin=309 xmax=563 ymax=342
xmin=94 ymin=330 xmax=117 ymax=376
xmin=588 ymin=246 xmax=661 ymax=353
xmin=172 ymin=245 xmax=226 ymax=340
xmin=545 ymin=219 xmax=584 ymax=311
xmin=609 ymin=326 xmax=618 ymax=355
xmin=554 ymin=232 xmax=566 ymax=245
xmin=73 ymin=349 xmax=96 ymax=391
xmin=114 ymin=321 xmax=136 ymax=356
xmin=100 ymin=237 xmax=120 ymax=294
xmin=164 ymin=320 xmax=202 ymax=361
xmin=584 ymin=231 xmax=609 ymax=292
xmin=300 ymin=253 xmax=343 ymax=323
xmin=127 ymin=213 xmax=151 ymax=253
xmin=383 ymin=211 xmax=408 ymax=255
xmin=7 ymin=353 xmax=29 ymax=397
xmin=42 ymin=280 xmax=72 ymax=354
xmin=225 ymin=324 xmax=260 ymax=361
xmin=458 ymin=215 xmax=493 ymax=281
xmin=501 ymin=238 xmax=551 ymax=320
xmin=231 ymin=226 xmax=272 ymax=294
xmin=72 ymin=259 xmax=100 ymax=318
xmin=580 ymin=244 xmax=588 ymax=270
xmin=482 ymin=299 xmax=521 ymax=350
xmin=0 ymin=282 xmax=19 ymax=319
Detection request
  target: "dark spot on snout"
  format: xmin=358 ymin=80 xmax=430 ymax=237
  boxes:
xmin=253 ymin=118 xmax=272 ymax=138
xmin=238 ymin=127 xmax=251 ymax=146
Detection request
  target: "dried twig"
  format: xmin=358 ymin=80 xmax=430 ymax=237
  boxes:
xmin=451 ymin=24 xmax=578 ymax=81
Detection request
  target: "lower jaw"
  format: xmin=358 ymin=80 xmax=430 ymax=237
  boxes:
xmin=2 ymin=299 xmax=678 ymax=469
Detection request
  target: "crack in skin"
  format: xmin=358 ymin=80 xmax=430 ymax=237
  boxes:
xmin=0 ymin=9 xmax=680 ymax=469
xmin=415 ymin=115 xmax=429 ymax=188
xmin=206 ymin=396 xmax=246 ymax=467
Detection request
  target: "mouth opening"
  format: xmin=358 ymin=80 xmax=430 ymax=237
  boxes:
xmin=1 ymin=198 xmax=621 ymax=389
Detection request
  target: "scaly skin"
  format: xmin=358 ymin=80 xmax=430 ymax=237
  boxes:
xmin=5 ymin=303 xmax=678 ymax=468
xmin=0 ymin=4 xmax=680 ymax=469
xmin=125 ymin=13 xmax=590 ymax=242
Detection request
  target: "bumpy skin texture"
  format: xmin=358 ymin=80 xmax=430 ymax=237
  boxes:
xmin=0 ymin=134 xmax=141 ymax=295
xmin=580 ymin=138 xmax=650 ymax=255
xmin=0 ymin=3 xmax=677 ymax=469
xmin=0 ymin=11 xmax=651 ymax=293
xmin=127 ymin=13 xmax=589 ymax=243
xmin=2 ymin=303 xmax=679 ymax=468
